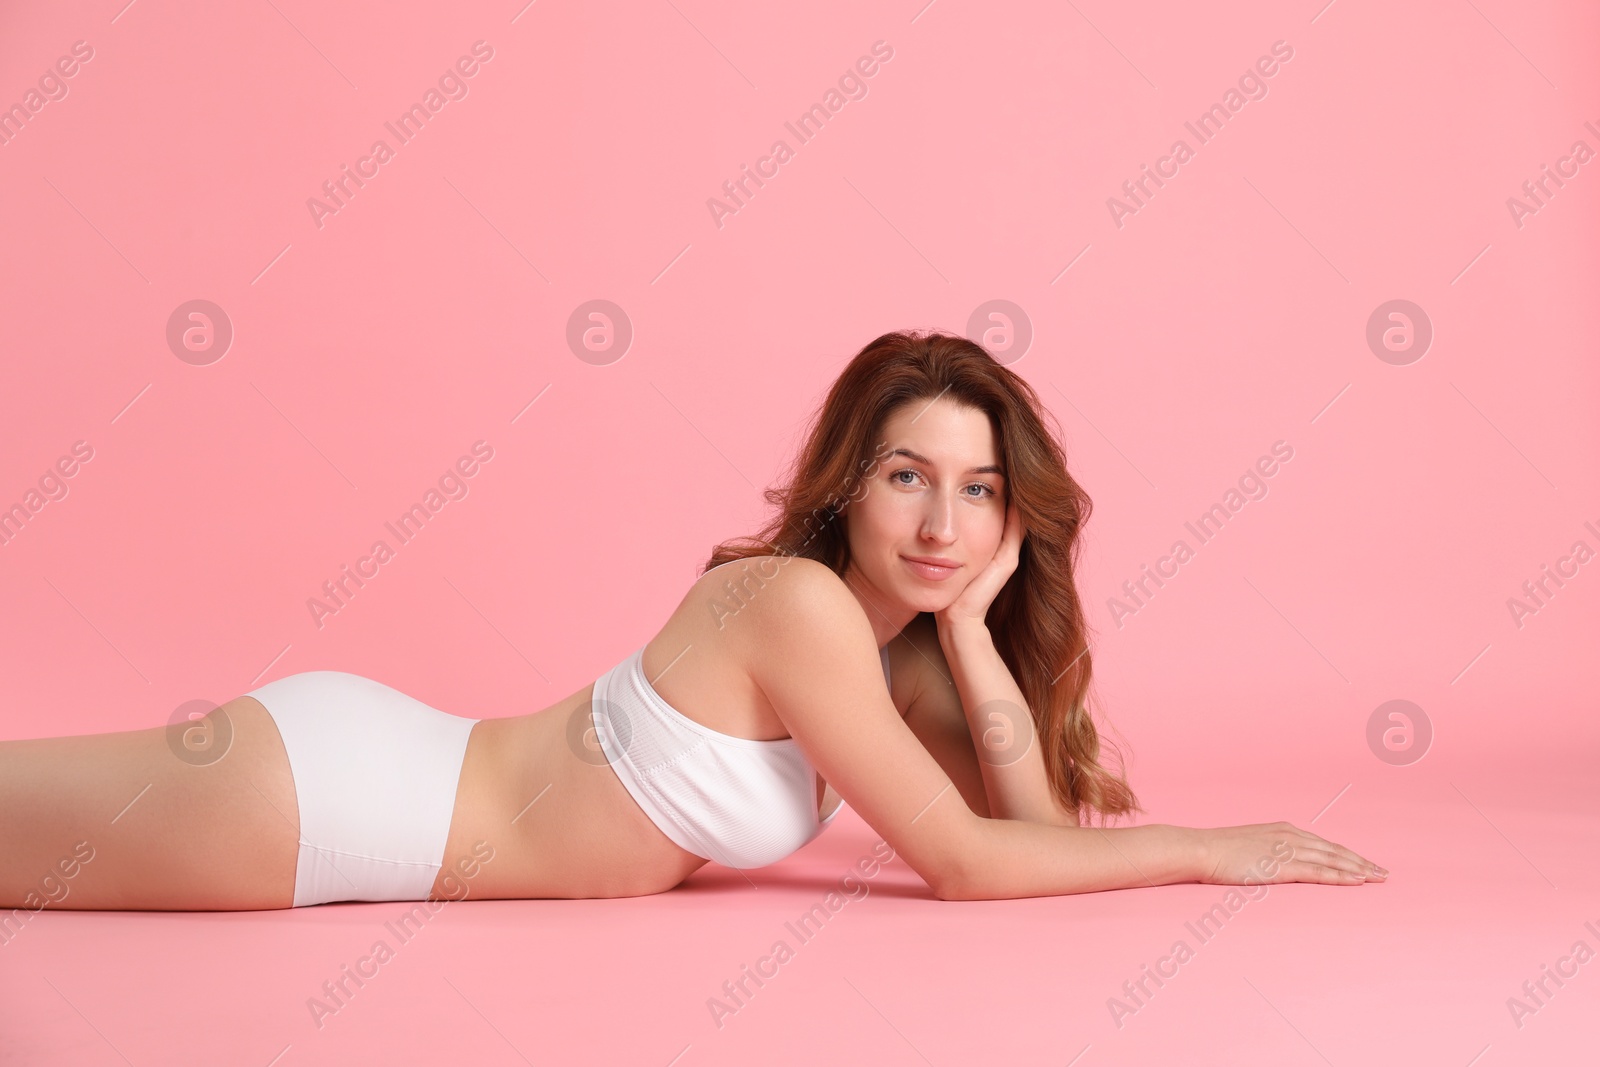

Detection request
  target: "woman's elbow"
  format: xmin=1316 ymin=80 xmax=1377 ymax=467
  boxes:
xmin=931 ymin=848 xmax=996 ymax=901
xmin=932 ymin=869 xmax=973 ymax=901
xmin=896 ymin=845 xmax=967 ymax=901
xmin=923 ymin=816 xmax=988 ymax=901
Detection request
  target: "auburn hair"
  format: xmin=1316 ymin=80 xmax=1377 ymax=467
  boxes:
xmin=706 ymin=328 xmax=1140 ymax=826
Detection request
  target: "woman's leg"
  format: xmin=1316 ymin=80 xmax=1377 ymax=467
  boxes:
xmin=0 ymin=696 xmax=299 ymax=911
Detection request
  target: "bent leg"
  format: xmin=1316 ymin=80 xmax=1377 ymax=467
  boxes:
xmin=0 ymin=696 xmax=299 ymax=912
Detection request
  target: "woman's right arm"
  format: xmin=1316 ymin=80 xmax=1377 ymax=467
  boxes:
xmin=945 ymin=818 xmax=1383 ymax=900
xmin=746 ymin=560 xmax=1385 ymax=900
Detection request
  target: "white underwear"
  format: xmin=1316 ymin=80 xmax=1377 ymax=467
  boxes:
xmin=244 ymin=671 xmax=478 ymax=907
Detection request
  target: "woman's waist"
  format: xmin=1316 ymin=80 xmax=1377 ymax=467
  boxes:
xmin=460 ymin=686 xmax=709 ymax=895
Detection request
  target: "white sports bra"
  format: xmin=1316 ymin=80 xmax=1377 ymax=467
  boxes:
xmin=590 ymin=637 xmax=891 ymax=870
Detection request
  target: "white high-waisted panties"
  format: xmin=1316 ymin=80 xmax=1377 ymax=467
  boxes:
xmin=244 ymin=671 xmax=479 ymax=907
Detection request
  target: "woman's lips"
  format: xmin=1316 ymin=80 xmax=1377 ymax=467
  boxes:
xmin=903 ymin=556 xmax=959 ymax=581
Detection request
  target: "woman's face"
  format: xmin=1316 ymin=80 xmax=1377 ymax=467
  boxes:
xmin=844 ymin=396 xmax=1008 ymax=613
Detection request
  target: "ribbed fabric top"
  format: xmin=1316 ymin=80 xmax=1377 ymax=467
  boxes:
xmin=590 ymin=642 xmax=891 ymax=869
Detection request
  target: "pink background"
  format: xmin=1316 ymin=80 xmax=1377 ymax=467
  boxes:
xmin=2 ymin=0 xmax=1597 ymax=1063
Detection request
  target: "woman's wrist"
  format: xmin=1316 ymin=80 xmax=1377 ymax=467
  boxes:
xmin=934 ymin=613 xmax=991 ymax=655
xmin=1182 ymin=825 xmax=1215 ymax=883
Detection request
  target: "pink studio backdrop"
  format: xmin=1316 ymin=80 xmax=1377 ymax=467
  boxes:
xmin=2 ymin=1 xmax=1597 ymax=1065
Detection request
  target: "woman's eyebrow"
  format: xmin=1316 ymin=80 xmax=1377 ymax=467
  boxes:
xmin=888 ymin=447 xmax=1004 ymax=477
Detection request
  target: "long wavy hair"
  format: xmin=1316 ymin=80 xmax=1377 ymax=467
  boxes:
xmin=705 ymin=329 xmax=1140 ymax=826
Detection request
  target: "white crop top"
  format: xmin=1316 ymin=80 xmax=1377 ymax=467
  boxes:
xmin=590 ymin=641 xmax=891 ymax=869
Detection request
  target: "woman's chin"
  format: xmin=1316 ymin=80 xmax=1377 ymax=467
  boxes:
xmin=898 ymin=585 xmax=956 ymax=613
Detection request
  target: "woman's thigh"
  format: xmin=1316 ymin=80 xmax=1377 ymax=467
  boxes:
xmin=0 ymin=696 xmax=299 ymax=911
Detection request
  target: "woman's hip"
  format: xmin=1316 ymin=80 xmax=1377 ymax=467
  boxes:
xmin=245 ymin=670 xmax=480 ymax=908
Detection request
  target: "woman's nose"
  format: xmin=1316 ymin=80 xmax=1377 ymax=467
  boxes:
xmin=920 ymin=496 xmax=957 ymax=540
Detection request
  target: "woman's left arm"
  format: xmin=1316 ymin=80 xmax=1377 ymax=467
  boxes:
xmin=938 ymin=619 xmax=1075 ymax=825
xmin=936 ymin=500 xmax=1078 ymax=826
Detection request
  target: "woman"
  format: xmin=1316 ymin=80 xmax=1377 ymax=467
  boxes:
xmin=0 ymin=329 xmax=1384 ymax=913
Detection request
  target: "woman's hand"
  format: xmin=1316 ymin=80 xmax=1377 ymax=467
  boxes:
xmin=935 ymin=499 xmax=1026 ymax=634
xmin=1199 ymin=821 xmax=1387 ymax=886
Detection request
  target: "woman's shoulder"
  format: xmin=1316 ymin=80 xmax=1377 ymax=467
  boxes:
xmin=694 ymin=555 xmax=847 ymax=616
xmin=699 ymin=554 xmax=838 ymax=585
xmin=691 ymin=556 xmax=874 ymax=671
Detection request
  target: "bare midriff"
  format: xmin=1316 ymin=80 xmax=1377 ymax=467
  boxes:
xmin=429 ymin=676 xmax=847 ymax=901
xmin=429 ymin=681 xmax=712 ymax=900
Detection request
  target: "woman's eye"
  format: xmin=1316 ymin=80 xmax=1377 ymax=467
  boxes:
xmin=891 ymin=470 xmax=994 ymax=498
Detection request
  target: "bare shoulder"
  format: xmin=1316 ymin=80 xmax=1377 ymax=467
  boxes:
xmin=721 ymin=556 xmax=862 ymax=638
xmin=753 ymin=555 xmax=850 ymax=601
xmin=682 ymin=555 xmax=865 ymax=689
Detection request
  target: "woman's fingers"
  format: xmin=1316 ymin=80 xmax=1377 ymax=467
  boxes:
xmin=1291 ymin=861 xmax=1368 ymax=885
xmin=1201 ymin=822 xmax=1387 ymax=887
xmin=1289 ymin=827 xmax=1387 ymax=876
xmin=1286 ymin=846 xmax=1379 ymax=880
xmin=1272 ymin=838 xmax=1386 ymax=884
